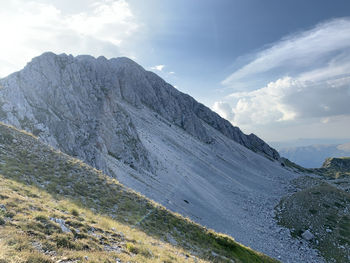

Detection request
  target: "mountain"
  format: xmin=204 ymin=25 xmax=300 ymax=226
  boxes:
xmin=277 ymin=142 xmax=350 ymax=168
xmin=0 ymin=122 xmax=277 ymax=263
xmin=0 ymin=52 xmax=323 ymax=262
xmin=0 ymin=52 xmax=279 ymax=171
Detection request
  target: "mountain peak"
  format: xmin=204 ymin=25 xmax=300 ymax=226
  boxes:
xmin=1 ymin=52 xmax=280 ymax=164
xmin=28 ymin=52 xmax=142 ymax=71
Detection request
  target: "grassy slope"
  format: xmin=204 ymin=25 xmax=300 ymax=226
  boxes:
xmin=281 ymin=158 xmax=313 ymax=174
xmin=279 ymin=158 xmax=350 ymax=262
xmin=276 ymin=177 xmax=350 ymax=262
xmin=0 ymin=123 xmax=278 ymax=263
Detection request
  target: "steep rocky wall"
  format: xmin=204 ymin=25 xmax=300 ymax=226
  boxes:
xmin=0 ymin=52 xmax=280 ymax=173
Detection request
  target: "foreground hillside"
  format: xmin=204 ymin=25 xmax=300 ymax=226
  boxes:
xmin=0 ymin=123 xmax=277 ymax=263
xmin=277 ymin=158 xmax=350 ymax=262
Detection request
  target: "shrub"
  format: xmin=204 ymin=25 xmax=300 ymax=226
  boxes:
xmin=55 ymin=236 xmax=76 ymax=249
xmin=71 ymin=209 xmax=79 ymax=217
xmin=34 ymin=215 xmax=48 ymax=223
xmin=126 ymin=243 xmax=139 ymax=254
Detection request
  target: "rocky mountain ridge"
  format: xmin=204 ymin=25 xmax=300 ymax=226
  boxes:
xmin=0 ymin=52 xmax=279 ymax=173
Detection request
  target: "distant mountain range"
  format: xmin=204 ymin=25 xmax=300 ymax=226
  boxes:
xmin=275 ymin=141 xmax=350 ymax=168
xmin=270 ymin=138 xmax=350 ymax=149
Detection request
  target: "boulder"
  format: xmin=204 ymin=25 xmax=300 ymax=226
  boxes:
xmin=301 ymin=230 xmax=315 ymax=241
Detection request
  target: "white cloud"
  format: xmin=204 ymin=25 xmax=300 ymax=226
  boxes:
xmin=69 ymin=0 xmax=138 ymax=46
xmin=222 ymin=18 xmax=350 ymax=89
xmin=150 ymin=64 xmax=165 ymax=71
xmin=226 ymin=77 xmax=297 ymax=125
xmin=0 ymin=0 xmax=141 ymax=77
xmin=224 ymin=73 xmax=350 ymax=126
xmin=212 ymin=101 xmax=235 ymax=122
xmin=216 ymin=18 xmax=350 ymax=132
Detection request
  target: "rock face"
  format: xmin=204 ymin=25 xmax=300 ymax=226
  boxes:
xmin=0 ymin=52 xmax=279 ymax=174
xmin=0 ymin=53 xmax=151 ymax=173
xmin=0 ymin=52 xmax=323 ymax=262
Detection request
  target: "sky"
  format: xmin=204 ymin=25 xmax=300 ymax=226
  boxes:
xmin=0 ymin=0 xmax=350 ymax=142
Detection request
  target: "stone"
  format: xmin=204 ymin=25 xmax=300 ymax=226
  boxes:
xmin=50 ymin=217 xmax=71 ymax=233
xmin=166 ymin=233 xmax=178 ymax=246
xmin=301 ymin=230 xmax=315 ymax=241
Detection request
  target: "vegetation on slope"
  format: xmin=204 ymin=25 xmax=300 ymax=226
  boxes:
xmin=0 ymin=123 xmax=278 ymax=263
xmin=281 ymin=157 xmax=313 ymax=174
xmin=314 ymin=157 xmax=350 ymax=179
xmin=276 ymin=176 xmax=350 ymax=262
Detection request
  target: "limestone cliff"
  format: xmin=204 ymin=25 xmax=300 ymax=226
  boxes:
xmin=0 ymin=52 xmax=279 ymax=174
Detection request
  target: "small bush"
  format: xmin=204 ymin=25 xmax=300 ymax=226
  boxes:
xmin=126 ymin=243 xmax=139 ymax=254
xmin=71 ymin=209 xmax=79 ymax=217
xmin=55 ymin=236 xmax=76 ymax=249
xmin=4 ymin=211 xmax=15 ymax=218
xmin=34 ymin=215 xmax=48 ymax=223
xmin=0 ymin=217 xmax=5 ymax=225
xmin=66 ymin=219 xmax=84 ymax=228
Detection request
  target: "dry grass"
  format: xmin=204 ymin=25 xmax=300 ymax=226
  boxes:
xmin=0 ymin=122 xmax=278 ymax=263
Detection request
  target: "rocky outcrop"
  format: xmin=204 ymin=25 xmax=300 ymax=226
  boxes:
xmin=322 ymin=157 xmax=350 ymax=171
xmin=0 ymin=52 xmax=279 ymax=173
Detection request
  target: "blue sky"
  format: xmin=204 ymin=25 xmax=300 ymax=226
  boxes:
xmin=1 ymin=0 xmax=350 ymax=142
